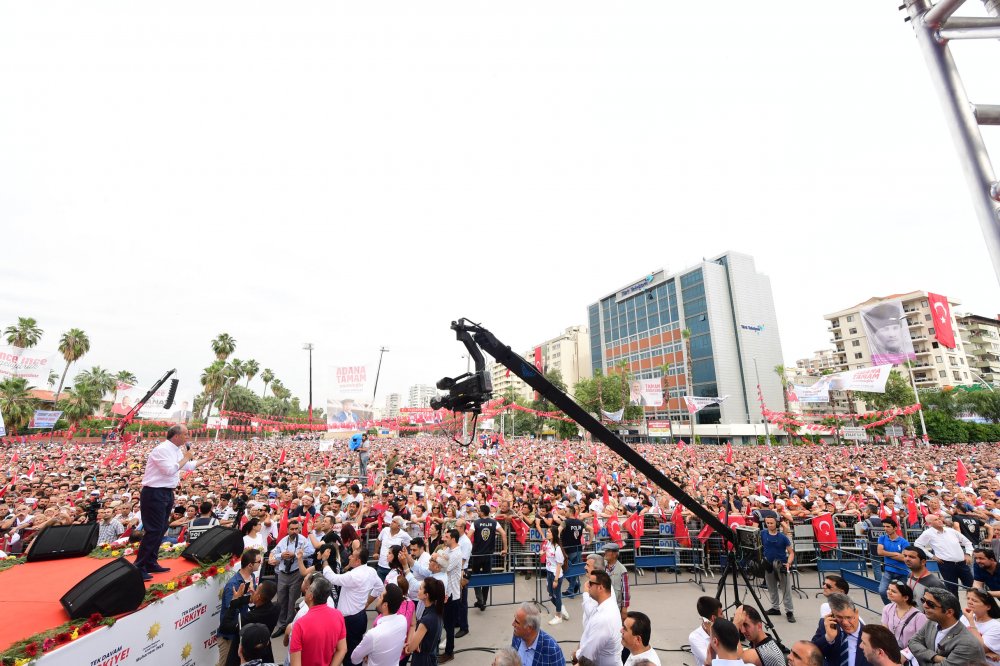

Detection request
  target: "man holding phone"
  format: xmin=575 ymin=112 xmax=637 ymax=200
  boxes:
xmin=134 ymin=425 xmax=213 ymax=581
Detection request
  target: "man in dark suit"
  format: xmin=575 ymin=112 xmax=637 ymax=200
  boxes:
xmin=811 ymin=593 xmax=871 ymax=666
xmin=908 ymin=588 xmax=985 ymax=665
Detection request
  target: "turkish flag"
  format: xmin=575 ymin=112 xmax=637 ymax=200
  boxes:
xmin=607 ymin=513 xmax=624 ymax=547
xmin=811 ymin=513 xmax=837 ymax=552
xmin=957 ymin=458 xmax=969 ymax=487
xmin=724 ymin=441 xmax=733 ymax=465
xmin=58 ymin=451 xmax=67 ymax=466
xmin=592 ymin=515 xmax=601 ymax=537
xmin=907 ymin=489 xmax=920 ymax=527
xmin=756 ymin=478 xmax=773 ymax=502
xmin=511 ymin=517 xmax=529 ymax=545
xmin=928 ymin=293 xmax=956 ymax=349
xmin=625 ymin=513 xmax=644 ymax=540
xmin=672 ymin=504 xmax=692 ymax=547
xmin=278 ymin=448 xmax=286 ymax=465
xmin=278 ymin=508 xmax=290 ymax=542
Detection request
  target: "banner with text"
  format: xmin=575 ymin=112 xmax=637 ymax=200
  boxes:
xmin=788 ymin=383 xmax=830 ymax=404
xmin=399 ymin=407 xmax=446 ymax=425
xmin=328 ymin=365 xmax=372 ymax=429
xmin=35 ymin=568 xmax=226 ymax=666
xmin=683 ymin=395 xmax=728 ymax=414
xmin=112 ymin=382 xmax=194 ymax=422
xmin=30 ymin=410 xmax=62 ymax=429
xmin=629 ymin=380 xmax=664 ymax=408
xmin=647 ymin=420 xmax=672 ymax=437
xmin=0 ymin=345 xmax=58 ymax=382
xmin=827 ymin=364 xmax=893 ymax=393
xmin=860 ymin=300 xmax=916 ymax=366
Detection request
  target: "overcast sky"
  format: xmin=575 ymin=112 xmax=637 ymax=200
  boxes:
xmin=1 ymin=1 xmax=998 ymax=408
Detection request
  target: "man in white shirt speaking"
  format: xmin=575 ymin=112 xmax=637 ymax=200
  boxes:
xmin=134 ymin=425 xmax=213 ymax=581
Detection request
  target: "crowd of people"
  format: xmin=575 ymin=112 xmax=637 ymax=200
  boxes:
xmin=4 ymin=425 xmax=1000 ymax=665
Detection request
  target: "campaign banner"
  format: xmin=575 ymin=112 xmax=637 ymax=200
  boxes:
xmin=683 ymin=395 xmax=728 ymax=414
xmin=601 ymin=408 xmax=625 ymax=422
xmin=629 ymin=380 xmax=664 ymax=408
xmin=788 ymin=383 xmax=830 ymax=404
xmin=0 ymin=411 xmax=5 ymax=437
xmin=0 ymin=345 xmax=58 ymax=382
xmin=399 ymin=407 xmax=446 ymax=424
xmin=112 ymin=382 xmax=194 ymax=422
xmin=826 ymin=365 xmax=893 ymax=393
xmin=647 ymin=419 xmax=671 ymax=436
xmin=206 ymin=416 xmax=228 ymax=428
xmin=328 ymin=365 xmax=372 ymax=428
xmin=35 ymin=566 xmax=226 ymax=666
xmin=30 ymin=410 xmax=62 ymax=429
xmin=860 ymin=300 xmax=916 ymax=366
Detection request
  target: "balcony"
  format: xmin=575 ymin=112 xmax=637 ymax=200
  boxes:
xmin=914 ymin=376 xmax=938 ymax=384
xmin=829 ymin=322 xmax=841 ymax=330
xmin=910 ymin=335 xmax=927 ymax=341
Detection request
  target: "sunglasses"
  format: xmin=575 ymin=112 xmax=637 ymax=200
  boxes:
xmin=921 ymin=598 xmax=940 ymax=609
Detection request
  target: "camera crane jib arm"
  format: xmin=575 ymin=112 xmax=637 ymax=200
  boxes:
xmin=439 ymin=319 xmax=734 ymax=546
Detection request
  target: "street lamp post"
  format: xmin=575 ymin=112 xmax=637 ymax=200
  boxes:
xmin=303 ymin=343 xmax=314 ymax=424
xmin=372 ymin=346 xmax=390 ymax=409
xmin=897 ymin=316 xmax=929 ymax=443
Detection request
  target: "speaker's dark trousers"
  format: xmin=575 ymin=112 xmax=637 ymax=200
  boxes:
xmin=344 ymin=609 xmax=368 ymax=666
xmin=135 ymin=486 xmax=173 ymax=572
xmin=274 ymin=568 xmax=304 ymax=628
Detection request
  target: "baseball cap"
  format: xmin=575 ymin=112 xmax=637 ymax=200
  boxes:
xmin=602 ymin=542 xmax=620 ymax=552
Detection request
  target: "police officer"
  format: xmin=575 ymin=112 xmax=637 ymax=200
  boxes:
xmin=471 ymin=504 xmax=507 ymax=610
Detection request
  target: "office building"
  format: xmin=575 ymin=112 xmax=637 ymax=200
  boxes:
xmin=408 ymin=384 xmax=438 ymax=409
xmin=587 ymin=251 xmax=785 ymax=430
xmin=384 ymin=393 xmax=401 ymax=418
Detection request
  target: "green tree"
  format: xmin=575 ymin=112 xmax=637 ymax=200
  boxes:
xmin=211 ymin=333 xmax=237 ymax=361
xmin=3 ymin=317 xmax=43 ymax=349
xmin=75 ymin=366 xmax=115 ymax=398
xmin=920 ymin=388 xmax=961 ymax=418
xmin=224 ymin=385 xmax=263 ymax=416
xmin=200 ymin=360 xmax=227 ymax=419
xmin=53 ymin=328 xmax=90 ymax=407
xmin=924 ymin=410 xmax=968 ymax=443
xmin=962 ymin=390 xmax=1000 ymax=423
xmin=243 ymin=359 xmax=260 ymax=389
xmin=115 ymin=370 xmax=137 ymax=385
xmin=46 ymin=370 xmax=59 ymax=392
xmin=0 ymin=377 xmax=39 ymax=432
xmin=260 ymin=395 xmax=291 ymax=417
xmin=58 ymin=383 xmax=102 ymax=425
xmin=260 ymin=368 xmax=275 ymax=398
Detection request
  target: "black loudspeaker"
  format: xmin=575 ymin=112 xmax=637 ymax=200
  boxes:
xmin=182 ymin=526 xmax=243 ymax=564
xmin=60 ymin=557 xmax=145 ymax=619
xmin=26 ymin=523 xmax=99 ymax=562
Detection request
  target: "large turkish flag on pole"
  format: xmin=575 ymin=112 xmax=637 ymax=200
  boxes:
xmin=928 ymin=293 xmax=956 ymax=349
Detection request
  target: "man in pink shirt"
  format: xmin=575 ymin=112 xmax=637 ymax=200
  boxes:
xmin=290 ymin=576 xmax=348 ymax=666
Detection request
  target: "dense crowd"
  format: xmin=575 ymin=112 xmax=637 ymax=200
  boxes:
xmin=4 ymin=429 xmax=1000 ymax=665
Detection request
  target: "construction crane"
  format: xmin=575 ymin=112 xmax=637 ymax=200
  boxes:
xmin=902 ymin=0 xmax=1000 ymax=283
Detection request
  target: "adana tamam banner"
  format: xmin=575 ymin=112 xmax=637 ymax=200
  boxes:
xmin=30 ymin=410 xmax=62 ymax=429
xmin=683 ymin=395 xmax=728 ymax=414
xmin=629 ymin=380 xmax=664 ymax=407
xmin=0 ymin=345 xmax=58 ymax=382
xmin=826 ymin=364 xmax=893 ymax=393
xmin=860 ymin=300 xmax=917 ymax=365
xmin=328 ymin=365 xmax=373 ymax=427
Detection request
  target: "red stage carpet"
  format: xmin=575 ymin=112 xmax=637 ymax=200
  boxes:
xmin=0 ymin=556 xmax=199 ymax=651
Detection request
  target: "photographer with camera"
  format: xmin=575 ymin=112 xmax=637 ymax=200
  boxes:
xmin=761 ymin=516 xmax=795 ymax=624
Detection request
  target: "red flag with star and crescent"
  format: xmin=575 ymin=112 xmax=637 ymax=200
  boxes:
xmin=724 ymin=441 xmax=733 ymax=465
xmin=928 ymin=293 xmax=956 ymax=349
xmin=907 ymin=489 xmax=920 ymax=527
xmin=672 ymin=504 xmax=692 ymax=547
xmin=625 ymin=512 xmax=644 ymax=540
xmin=811 ymin=513 xmax=837 ymax=552
xmin=607 ymin=513 xmax=624 ymax=547
xmin=957 ymin=458 xmax=969 ymax=487
xmin=511 ymin=517 xmax=529 ymax=545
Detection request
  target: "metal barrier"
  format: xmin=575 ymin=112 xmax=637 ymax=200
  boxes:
xmin=468 ymin=551 xmax=519 ymax=607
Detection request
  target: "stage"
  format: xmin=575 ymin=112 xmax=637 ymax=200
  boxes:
xmin=0 ymin=555 xmax=200 ymax=652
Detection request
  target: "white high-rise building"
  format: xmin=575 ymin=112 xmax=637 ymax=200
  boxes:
xmin=408 ymin=384 xmax=438 ymax=408
xmin=384 ymin=393 xmax=401 ymax=418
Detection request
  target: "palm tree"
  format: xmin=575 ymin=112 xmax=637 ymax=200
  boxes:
xmin=270 ymin=380 xmax=291 ymax=401
xmin=228 ymin=358 xmax=245 ymax=385
xmin=3 ymin=317 xmax=43 ymax=349
xmin=773 ymin=364 xmax=796 ymax=439
xmin=47 ymin=370 xmax=59 ymax=392
xmin=53 ymin=328 xmax=90 ymax=407
xmin=682 ymin=328 xmax=694 ymax=443
xmin=211 ymin=333 xmax=237 ymax=361
xmin=0 ymin=377 xmax=39 ymax=433
xmin=115 ymin=370 xmax=137 ymax=385
xmin=59 ymin=383 xmax=102 ymax=425
xmin=260 ymin=368 xmax=275 ymax=398
xmin=75 ymin=366 xmax=116 ymax=399
xmin=200 ymin=360 xmax=227 ymax=419
xmin=243 ymin=359 xmax=260 ymax=389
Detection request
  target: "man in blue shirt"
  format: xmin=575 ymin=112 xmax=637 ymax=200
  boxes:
xmin=973 ymin=547 xmax=1000 ymax=596
xmin=761 ymin=516 xmax=795 ymax=623
xmin=876 ymin=517 xmax=909 ymax=604
xmin=219 ymin=550 xmax=261 ymax=666
xmin=511 ymin=602 xmax=564 ymax=666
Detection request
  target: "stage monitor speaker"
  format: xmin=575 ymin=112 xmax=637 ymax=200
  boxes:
xmin=25 ymin=523 xmax=99 ymax=562
xmin=182 ymin=526 xmax=243 ymax=564
xmin=60 ymin=557 xmax=145 ymax=619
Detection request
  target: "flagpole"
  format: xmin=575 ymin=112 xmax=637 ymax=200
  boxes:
xmin=753 ymin=358 xmax=772 ymax=446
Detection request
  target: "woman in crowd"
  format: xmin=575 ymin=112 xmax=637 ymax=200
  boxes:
xmin=881 ymin=580 xmax=926 ymax=650
xmin=405 ymin=577 xmax=445 ymax=666
xmin=385 ymin=544 xmax=406 ymax=587
xmin=962 ymin=588 xmax=1000 ymax=665
xmin=241 ymin=518 xmax=266 ymax=552
xmin=542 ymin=525 xmax=565 ymax=626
